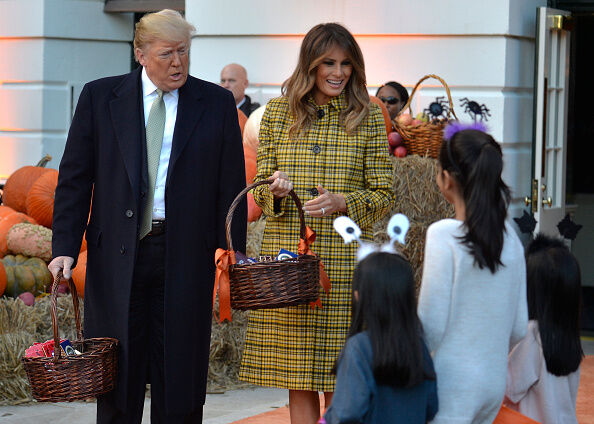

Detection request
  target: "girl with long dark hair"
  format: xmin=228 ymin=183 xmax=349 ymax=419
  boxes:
xmin=323 ymin=252 xmax=438 ymax=423
xmin=417 ymin=126 xmax=528 ymax=423
xmin=505 ymin=234 xmax=583 ymax=423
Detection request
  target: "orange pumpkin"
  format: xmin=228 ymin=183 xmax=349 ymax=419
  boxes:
xmin=493 ymin=405 xmax=539 ymax=424
xmin=71 ymin=250 xmax=87 ymax=298
xmin=0 ymin=212 xmax=37 ymax=257
xmin=369 ymin=95 xmax=393 ymax=137
xmin=0 ymin=261 xmax=6 ymax=296
xmin=2 ymin=166 xmax=52 ymax=213
xmin=80 ymin=235 xmax=87 ymax=253
xmin=25 ymin=169 xmax=59 ymax=228
xmin=237 ymin=109 xmax=248 ymax=137
xmin=247 ymin=192 xmax=263 ymax=222
xmin=244 ymin=143 xmax=257 ymax=185
xmin=0 ymin=205 xmax=16 ymax=219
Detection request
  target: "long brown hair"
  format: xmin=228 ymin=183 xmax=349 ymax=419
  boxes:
xmin=282 ymin=23 xmax=370 ymax=138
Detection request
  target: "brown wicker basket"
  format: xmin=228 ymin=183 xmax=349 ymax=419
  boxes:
xmin=21 ymin=272 xmax=118 ymax=402
xmin=225 ymin=180 xmax=320 ymax=310
xmin=392 ymin=74 xmax=459 ymax=158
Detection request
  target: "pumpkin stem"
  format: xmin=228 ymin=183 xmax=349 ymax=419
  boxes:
xmin=35 ymin=154 xmax=52 ymax=168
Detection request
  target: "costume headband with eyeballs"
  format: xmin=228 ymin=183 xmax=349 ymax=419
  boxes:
xmin=333 ymin=214 xmax=410 ymax=261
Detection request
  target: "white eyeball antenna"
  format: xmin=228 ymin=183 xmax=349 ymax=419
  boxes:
xmin=386 ymin=213 xmax=410 ymax=245
xmin=333 ymin=216 xmax=361 ymax=244
xmin=334 ymin=214 xmax=410 ymax=262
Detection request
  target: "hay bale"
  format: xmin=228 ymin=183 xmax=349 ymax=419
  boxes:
xmin=386 ymin=155 xmax=454 ymax=225
xmin=0 ymin=297 xmax=39 ymax=335
xmin=34 ymin=294 xmax=84 ymax=342
xmin=246 ymin=216 xmax=266 ymax=258
xmin=206 ymin=217 xmax=266 ymax=391
xmin=373 ymin=156 xmax=454 ymax=291
xmin=207 ymin=304 xmax=250 ymax=392
xmin=0 ymin=332 xmax=36 ymax=403
xmin=0 ymin=297 xmax=38 ymax=404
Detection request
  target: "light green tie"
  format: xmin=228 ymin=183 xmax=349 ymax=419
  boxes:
xmin=140 ymin=88 xmax=166 ymax=239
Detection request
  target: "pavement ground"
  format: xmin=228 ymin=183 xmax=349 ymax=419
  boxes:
xmin=0 ymin=388 xmax=288 ymax=424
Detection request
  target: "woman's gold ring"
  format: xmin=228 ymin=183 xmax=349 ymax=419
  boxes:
xmin=321 ymin=207 xmax=326 ymax=215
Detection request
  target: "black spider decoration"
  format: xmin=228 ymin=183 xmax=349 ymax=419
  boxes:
xmin=423 ymin=96 xmax=449 ymax=121
xmin=459 ymin=98 xmax=491 ymax=122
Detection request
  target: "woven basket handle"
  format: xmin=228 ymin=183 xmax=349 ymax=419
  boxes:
xmin=395 ymin=74 xmax=459 ymax=122
xmin=50 ymin=270 xmax=83 ymax=362
xmin=225 ymin=179 xmax=306 ymax=252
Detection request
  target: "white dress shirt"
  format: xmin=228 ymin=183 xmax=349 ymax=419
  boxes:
xmin=141 ymin=68 xmax=178 ymax=220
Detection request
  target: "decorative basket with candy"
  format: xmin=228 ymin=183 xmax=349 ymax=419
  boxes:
xmin=21 ymin=272 xmax=118 ymax=402
xmin=214 ymin=180 xmax=327 ymax=321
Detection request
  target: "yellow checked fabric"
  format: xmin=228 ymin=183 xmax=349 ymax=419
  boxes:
xmin=239 ymin=93 xmax=395 ymax=391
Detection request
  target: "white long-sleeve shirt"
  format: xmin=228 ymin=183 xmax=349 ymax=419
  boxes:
xmin=418 ymin=219 xmax=528 ymax=424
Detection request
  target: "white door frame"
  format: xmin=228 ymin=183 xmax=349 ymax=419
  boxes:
xmin=530 ymin=6 xmax=572 ymax=236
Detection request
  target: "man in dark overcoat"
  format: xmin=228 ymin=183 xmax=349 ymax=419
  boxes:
xmin=49 ymin=9 xmax=246 ymax=423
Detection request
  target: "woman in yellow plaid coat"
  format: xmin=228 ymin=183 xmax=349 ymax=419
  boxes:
xmin=239 ymin=23 xmax=395 ymax=423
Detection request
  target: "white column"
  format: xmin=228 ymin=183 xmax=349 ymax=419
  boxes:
xmin=0 ymin=0 xmax=133 ymax=177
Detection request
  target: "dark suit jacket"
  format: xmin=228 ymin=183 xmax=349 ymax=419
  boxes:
xmin=238 ymin=94 xmax=260 ymax=117
xmin=52 ymin=66 xmax=247 ymax=413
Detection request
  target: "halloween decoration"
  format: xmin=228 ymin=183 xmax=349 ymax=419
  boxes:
xmin=459 ymin=98 xmax=491 ymax=122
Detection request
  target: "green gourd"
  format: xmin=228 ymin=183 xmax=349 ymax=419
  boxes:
xmin=0 ymin=254 xmax=52 ymax=297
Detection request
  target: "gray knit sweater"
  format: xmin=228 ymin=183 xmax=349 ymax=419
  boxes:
xmin=418 ymin=219 xmax=528 ymax=424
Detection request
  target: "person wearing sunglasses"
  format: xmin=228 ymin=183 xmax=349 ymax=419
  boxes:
xmin=376 ymin=81 xmax=409 ymax=120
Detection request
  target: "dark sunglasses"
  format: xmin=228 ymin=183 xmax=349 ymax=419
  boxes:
xmin=379 ymin=96 xmax=401 ymax=105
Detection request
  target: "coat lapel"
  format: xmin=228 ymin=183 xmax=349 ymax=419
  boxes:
xmin=109 ymin=68 xmax=144 ymax=205
xmin=167 ymin=77 xmax=205 ymax=184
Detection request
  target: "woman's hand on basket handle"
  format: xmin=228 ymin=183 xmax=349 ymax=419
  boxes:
xmin=269 ymin=170 xmax=293 ymax=198
xmin=304 ymin=185 xmax=347 ymax=217
xmin=48 ymin=256 xmax=75 ymax=279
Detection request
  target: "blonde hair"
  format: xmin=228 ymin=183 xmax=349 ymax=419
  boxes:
xmin=282 ymin=23 xmax=370 ymax=138
xmin=133 ymin=9 xmax=195 ymax=61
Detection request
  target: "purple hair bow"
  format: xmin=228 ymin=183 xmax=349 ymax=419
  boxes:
xmin=443 ymin=121 xmax=488 ymax=141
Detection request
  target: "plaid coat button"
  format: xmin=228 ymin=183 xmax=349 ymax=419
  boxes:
xmin=312 ymin=145 xmax=321 ymax=154
xmin=310 ymin=188 xmax=319 ymax=196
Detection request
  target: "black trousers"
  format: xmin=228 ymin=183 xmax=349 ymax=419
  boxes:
xmin=97 ymin=233 xmax=203 ymax=423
